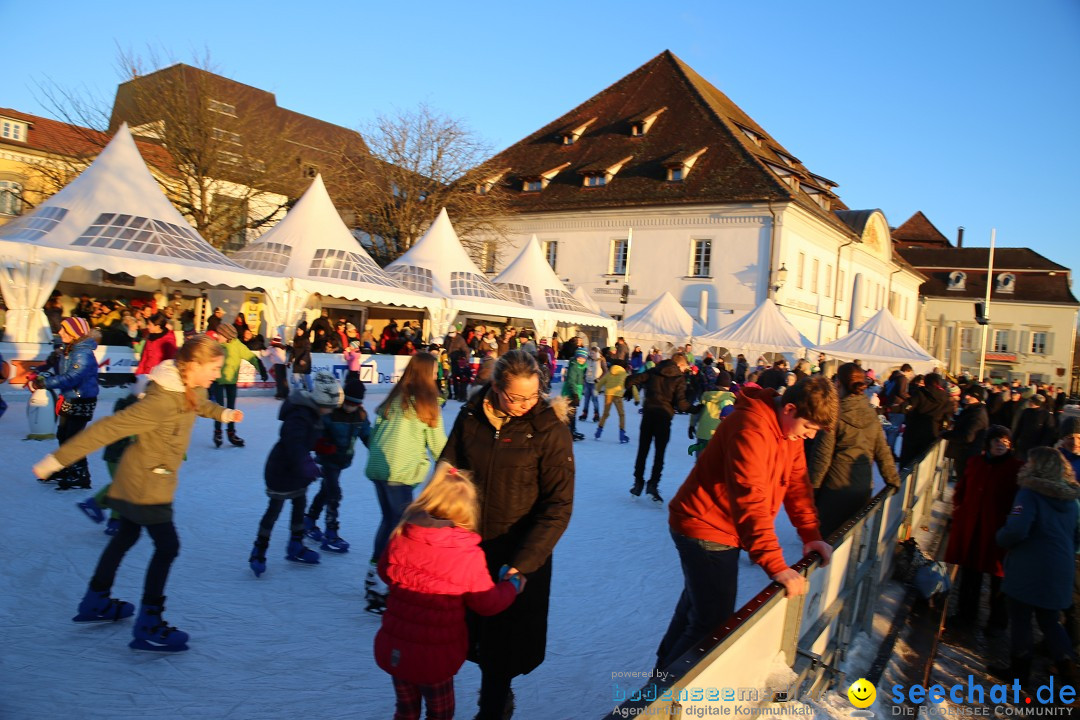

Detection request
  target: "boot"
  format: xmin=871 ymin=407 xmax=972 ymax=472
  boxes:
xmin=303 ymin=515 xmax=324 ymax=543
xmin=56 ymin=480 xmax=91 ymax=491
xmin=646 ymin=482 xmax=663 ymax=505
xmin=572 ymin=431 xmax=585 ymax=441
xmin=77 ymin=497 xmax=106 ymax=524
xmin=227 ymin=430 xmax=245 ymax=447
xmin=72 ymin=586 xmax=135 ymax=623
xmin=321 ymin=527 xmax=350 ymax=553
xmin=630 ymin=479 xmax=644 ymax=497
xmin=579 ymin=411 xmax=588 ymax=422
xmin=104 ymin=517 xmax=121 ymax=536
xmin=285 ymin=536 xmax=320 ymax=565
xmin=249 ymin=539 xmax=268 ymax=577
xmin=213 ymin=429 xmax=223 ymax=448
xmin=593 ymin=411 xmax=600 ymax=423
xmin=365 ymin=561 xmax=389 ymax=614
xmin=594 ymin=426 xmax=603 ymax=440
xmin=619 ymin=429 xmax=630 ymax=444
xmin=129 ymin=596 xmax=189 ymax=652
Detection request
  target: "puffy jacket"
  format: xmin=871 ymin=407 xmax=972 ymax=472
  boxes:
xmin=219 ymin=338 xmax=262 ymax=385
xmin=595 ymin=364 xmax=627 ymax=397
xmin=135 ymin=331 xmax=177 ymax=376
xmin=50 ymin=361 xmax=226 ymax=524
xmin=944 ymin=452 xmax=1023 ymax=575
xmin=624 ymin=359 xmax=691 ymax=419
xmin=42 ymin=338 xmax=99 ymax=399
xmin=584 ymin=352 xmax=606 ymax=383
xmin=809 ymin=393 xmax=900 ymax=491
xmin=315 ymin=406 xmax=368 ymax=470
xmin=998 ymin=471 xmax=1080 ymax=609
xmin=374 ymin=512 xmax=517 ymax=685
xmin=365 ymin=400 xmax=447 ymax=486
xmin=439 ymin=386 xmax=574 ymax=676
xmin=264 ymin=390 xmax=325 ymax=497
xmin=693 ymin=390 xmax=736 ymax=441
xmin=561 ymin=359 xmax=586 ymax=400
xmin=669 ymin=386 xmax=822 ymax=578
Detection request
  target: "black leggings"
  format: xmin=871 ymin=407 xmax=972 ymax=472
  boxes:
xmin=477 ymin=669 xmax=514 ymax=720
xmin=90 ymin=517 xmax=179 ymax=604
xmin=208 ymin=383 xmax=237 ymax=431
xmin=258 ymin=494 xmax=306 ymax=542
xmin=52 ymin=410 xmax=95 ymax=485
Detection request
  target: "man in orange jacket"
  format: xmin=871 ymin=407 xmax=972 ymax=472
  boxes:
xmin=655 ymin=376 xmax=839 ymax=672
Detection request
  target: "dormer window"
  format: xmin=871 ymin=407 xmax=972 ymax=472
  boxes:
xmin=802 ymin=185 xmax=830 ymax=210
xmin=766 ymin=162 xmax=800 ymax=191
xmin=775 ymin=151 xmax=799 ymax=168
xmin=559 ymin=118 xmax=596 ymax=146
xmin=947 ymin=271 xmax=967 ymax=291
xmin=664 ymin=148 xmax=707 ymax=183
xmin=521 ymin=162 xmax=570 ymax=192
xmin=523 ymin=180 xmax=543 ymax=193
xmin=628 ymin=107 xmax=667 ymax=137
xmin=579 ymin=155 xmax=632 ymax=188
xmin=1 ymin=118 xmax=28 ymax=142
xmin=735 ymin=123 xmax=763 ymax=147
xmin=996 ymin=272 xmax=1016 ymax=293
xmin=476 ymin=168 xmax=509 ymax=195
xmin=584 ymin=175 xmax=606 ymax=187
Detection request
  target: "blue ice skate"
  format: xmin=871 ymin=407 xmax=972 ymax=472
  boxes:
xmin=76 ymin=498 xmax=106 ymax=524
xmin=303 ymin=515 xmax=323 ymax=543
xmin=128 ymin=598 xmax=189 ymax=652
xmin=72 ymin=587 xmax=134 ymax=623
xmin=320 ymin=529 xmax=350 ymax=554
xmin=285 ymin=539 xmax=320 ymax=565
xmin=249 ymin=541 xmax=267 ymax=577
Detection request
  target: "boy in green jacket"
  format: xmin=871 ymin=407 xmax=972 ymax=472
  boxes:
xmin=211 ymin=323 xmax=267 ymax=447
xmin=562 ymin=348 xmax=587 ymax=441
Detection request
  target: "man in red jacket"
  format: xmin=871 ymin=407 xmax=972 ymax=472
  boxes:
xmin=655 ymin=376 xmax=838 ymax=672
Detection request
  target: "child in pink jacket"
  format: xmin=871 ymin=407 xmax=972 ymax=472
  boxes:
xmin=375 ymin=462 xmax=523 ymax=720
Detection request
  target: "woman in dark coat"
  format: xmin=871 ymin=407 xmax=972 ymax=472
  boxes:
xmin=942 ymin=385 xmax=990 ymax=482
xmin=899 ymin=373 xmax=953 ymax=468
xmin=440 ymin=350 xmax=574 ymax=719
xmin=290 ymin=320 xmax=313 ymax=392
xmin=943 ymin=425 xmax=1023 ymax=633
xmin=809 ymin=363 xmax=901 ymax=538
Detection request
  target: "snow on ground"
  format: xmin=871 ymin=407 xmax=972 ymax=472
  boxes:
xmin=1 ymin=387 xmax=808 ymax=720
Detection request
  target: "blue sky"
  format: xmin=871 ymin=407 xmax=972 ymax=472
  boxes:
xmin=8 ymin=1 xmax=1080 ymax=285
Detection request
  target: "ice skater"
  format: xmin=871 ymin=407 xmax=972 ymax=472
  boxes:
xmin=32 ymin=335 xmax=241 ymax=652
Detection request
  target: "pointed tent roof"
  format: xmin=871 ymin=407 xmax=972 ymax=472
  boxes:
xmin=230 ymin=175 xmax=425 ymax=308
xmin=493 ymin=235 xmax=609 ymax=327
xmin=481 ymin=50 xmax=854 ymax=237
xmin=620 ymin=291 xmax=707 ymax=346
xmin=813 ymin=308 xmax=939 ymax=372
xmin=0 ymin=124 xmax=258 ymax=288
xmin=385 ymin=209 xmax=535 ymax=320
xmin=892 ymin=211 xmax=952 ymax=248
xmin=571 ymin=286 xmax=610 ymax=317
xmin=700 ymin=298 xmax=813 ymax=355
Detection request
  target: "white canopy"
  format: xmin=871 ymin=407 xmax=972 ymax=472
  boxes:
xmin=620 ymin=291 xmax=708 ymax=353
xmin=571 ymin=286 xmax=610 ymax=317
xmin=812 ymin=308 xmax=941 ymax=373
xmin=700 ymin=298 xmax=814 ymax=356
xmin=493 ymin=235 xmax=616 ymax=343
xmin=229 ymin=174 xmax=432 ymax=333
xmin=0 ymin=124 xmax=262 ymax=342
xmin=384 ymin=209 xmax=538 ymax=336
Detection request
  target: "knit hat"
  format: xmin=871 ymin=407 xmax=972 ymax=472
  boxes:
xmin=539 ymin=337 xmax=548 ymax=345
xmin=215 ymin=323 xmax=237 ymax=341
xmin=575 ymin=347 xmax=588 ymax=359
xmin=271 ymin=335 xmax=284 ymax=346
xmin=343 ymin=377 xmax=365 ymax=405
xmin=59 ymin=316 xmax=90 ymax=339
xmin=985 ymin=424 xmax=1012 ymax=450
xmin=963 ymin=385 xmax=986 ymax=403
xmin=310 ymin=371 xmax=343 ymax=408
xmin=1060 ymin=416 xmax=1080 ymax=438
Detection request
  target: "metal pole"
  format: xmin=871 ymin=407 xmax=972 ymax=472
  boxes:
xmin=977 ymin=229 xmax=996 ymax=381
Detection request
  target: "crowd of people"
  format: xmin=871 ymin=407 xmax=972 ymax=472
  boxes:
xmin=16 ymin=305 xmax=1080 ymax=715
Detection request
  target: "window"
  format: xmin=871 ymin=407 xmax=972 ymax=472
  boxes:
xmin=542 ymin=241 xmax=557 ymax=271
xmin=667 ymin=166 xmax=684 ymax=182
xmin=665 ymin=147 xmax=706 ymax=182
xmin=811 ymin=258 xmax=819 ymax=293
xmin=838 ymin=270 xmax=845 ymax=302
xmin=993 ymin=330 xmax=1009 ymax=353
xmin=584 ymin=174 xmax=606 ymax=187
xmin=961 ymin=327 xmax=975 ymax=350
xmin=523 ymin=179 xmax=542 ymax=193
xmin=208 ymin=99 xmax=237 ymax=116
xmin=559 ymin=118 xmax=595 ymax=146
xmin=1031 ymin=332 xmax=1048 ymax=354
xmin=1 ymin=119 xmax=28 ymax=142
xmin=947 ymin=271 xmax=966 ymax=291
xmin=218 ymin=150 xmax=242 ymax=165
xmin=629 ymin=108 xmax=666 ymax=137
xmin=691 ymin=239 xmax=712 ymax=277
xmin=824 ymin=264 xmax=833 ymax=298
xmin=996 ymin=273 xmax=1016 ymax=293
xmin=0 ymin=180 xmax=22 ymax=216
xmin=610 ymin=238 xmax=629 ymax=275
xmin=212 ymin=128 xmax=241 ymax=145
xmin=301 ymin=164 xmax=318 ymax=179
xmin=630 ymin=122 xmax=645 ymax=137
xmin=796 ymin=253 xmax=805 ymax=289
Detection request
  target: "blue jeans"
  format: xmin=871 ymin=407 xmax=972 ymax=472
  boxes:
xmin=370 ymin=479 xmax=415 ymax=563
xmin=885 ymin=412 xmax=904 ymax=455
xmin=581 ymin=381 xmax=599 ymax=417
xmin=656 ymin=530 xmax=740 ymax=670
xmin=292 ymin=371 xmax=312 ymax=392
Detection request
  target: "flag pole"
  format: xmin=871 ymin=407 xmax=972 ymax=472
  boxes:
xmin=977 ymin=229 xmax=996 ymax=382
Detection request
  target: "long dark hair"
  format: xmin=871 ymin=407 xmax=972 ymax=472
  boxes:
xmin=377 ymin=352 xmax=440 ymax=427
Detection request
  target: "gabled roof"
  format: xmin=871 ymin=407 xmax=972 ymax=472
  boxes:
xmin=896 ymin=247 xmax=1077 ymax=306
xmin=898 ymin=247 xmax=1069 ymax=272
xmin=892 ymin=211 xmax=952 ymax=248
xmin=481 ymin=50 xmax=853 ymax=234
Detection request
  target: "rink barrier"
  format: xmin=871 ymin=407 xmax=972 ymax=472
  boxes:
xmin=603 ymin=440 xmax=948 ymax=719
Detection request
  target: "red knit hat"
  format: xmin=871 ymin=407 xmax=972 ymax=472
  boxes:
xmin=59 ymin=316 xmax=90 ymax=339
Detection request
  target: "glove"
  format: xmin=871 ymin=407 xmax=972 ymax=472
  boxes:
xmin=302 ymin=455 xmax=323 ymax=481
xmin=260 ymin=371 xmax=269 ymax=382
xmin=688 ymin=426 xmax=696 ymax=440
xmin=506 ymin=574 xmax=525 ymax=594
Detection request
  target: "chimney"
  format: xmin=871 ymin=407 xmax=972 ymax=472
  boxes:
xmin=956 ymin=226 xmax=965 ymax=248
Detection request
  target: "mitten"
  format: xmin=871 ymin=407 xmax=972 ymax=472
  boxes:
xmin=301 ymin=455 xmax=322 ymax=481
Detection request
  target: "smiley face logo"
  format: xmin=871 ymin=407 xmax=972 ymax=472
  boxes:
xmin=848 ymin=678 xmax=876 ymax=709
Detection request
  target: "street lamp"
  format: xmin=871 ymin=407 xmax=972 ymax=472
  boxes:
xmin=771 ymin=263 xmax=788 ymax=293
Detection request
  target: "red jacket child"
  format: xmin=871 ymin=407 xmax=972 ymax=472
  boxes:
xmin=375 ymin=511 xmax=518 ymax=686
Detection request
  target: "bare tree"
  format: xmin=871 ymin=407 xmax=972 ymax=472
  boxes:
xmin=329 ymin=103 xmax=511 ymax=266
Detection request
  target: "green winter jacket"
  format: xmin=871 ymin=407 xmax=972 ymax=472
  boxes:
xmin=693 ymin=390 xmax=736 ymax=441
xmin=595 ymin=364 xmax=627 ymax=397
xmin=562 ymin=360 xmax=586 ymax=401
xmin=218 ymin=338 xmax=261 ymax=385
xmin=365 ymin=399 xmax=447 ymax=486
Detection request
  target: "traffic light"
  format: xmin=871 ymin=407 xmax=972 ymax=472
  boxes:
xmin=620 ymin=284 xmax=630 ymax=305
xmin=974 ymin=300 xmax=988 ymax=325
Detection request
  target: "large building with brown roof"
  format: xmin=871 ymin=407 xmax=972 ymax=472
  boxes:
xmin=476 ymin=50 xmax=925 ymax=347
xmin=894 ymin=218 xmax=1078 ymax=386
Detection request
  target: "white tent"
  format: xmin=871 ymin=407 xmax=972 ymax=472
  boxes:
xmin=229 ymin=174 xmax=432 ymax=335
xmin=620 ymin=291 xmax=708 ymax=353
xmin=571 ymin=286 xmax=610 ymax=317
xmin=0 ymin=125 xmax=263 ymax=342
xmin=493 ymin=235 xmax=616 ymax=344
xmin=812 ymin=308 xmax=941 ymax=373
xmin=699 ymin=298 xmax=814 ymax=357
xmin=384 ymin=209 xmax=538 ymax=336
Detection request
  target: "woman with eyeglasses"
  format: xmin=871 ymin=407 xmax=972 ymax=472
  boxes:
xmin=364 ymin=353 xmax=447 ymax=614
xmin=440 ymin=349 xmax=575 ymax=719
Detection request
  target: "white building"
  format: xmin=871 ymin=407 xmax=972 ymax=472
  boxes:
xmin=476 ymin=50 xmax=924 ymax=351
